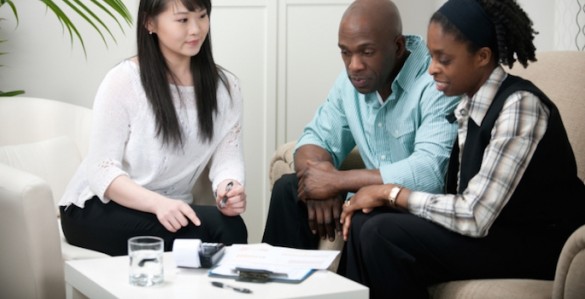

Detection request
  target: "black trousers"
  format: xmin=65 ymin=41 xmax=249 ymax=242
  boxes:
xmin=261 ymin=173 xmax=320 ymax=249
xmin=60 ymin=196 xmax=248 ymax=256
xmin=342 ymin=209 xmax=571 ymax=299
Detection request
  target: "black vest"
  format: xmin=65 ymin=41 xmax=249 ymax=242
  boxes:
xmin=446 ymin=75 xmax=585 ymax=230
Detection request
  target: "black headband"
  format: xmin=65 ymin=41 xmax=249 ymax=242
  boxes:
xmin=437 ymin=0 xmax=496 ymax=49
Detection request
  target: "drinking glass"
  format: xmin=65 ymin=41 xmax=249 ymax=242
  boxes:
xmin=128 ymin=236 xmax=164 ymax=286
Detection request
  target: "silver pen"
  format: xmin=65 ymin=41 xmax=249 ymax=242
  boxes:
xmin=220 ymin=181 xmax=233 ymax=208
xmin=211 ymin=281 xmax=252 ymax=294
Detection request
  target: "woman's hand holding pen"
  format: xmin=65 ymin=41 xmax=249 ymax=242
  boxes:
xmin=216 ymin=179 xmax=246 ymax=216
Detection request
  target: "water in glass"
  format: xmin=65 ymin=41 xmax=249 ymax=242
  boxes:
xmin=128 ymin=236 xmax=164 ymax=286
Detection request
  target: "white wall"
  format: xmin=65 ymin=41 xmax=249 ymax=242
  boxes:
xmin=554 ymin=0 xmax=585 ymax=50
xmin=0 ymin=0 xmax=576 ymax=111
xmin=517 ymin=0 xmax=555 ymax=51
xmin=0 ymin=1 xmax=139 ymax=107
xmin=0 ymin=0 xmax=578 ymax=243
xmin=432 ymin=0 xmax=556 ymax=52
xmin=211 ymin=1 xmax=276 ymax=243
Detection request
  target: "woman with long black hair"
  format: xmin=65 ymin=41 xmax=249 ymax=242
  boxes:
xmin=59 ymin=0 xmax=247 ymax=256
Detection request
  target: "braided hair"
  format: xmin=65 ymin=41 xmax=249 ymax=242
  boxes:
xmin=431 ymin=0 xmax=538 ymax=69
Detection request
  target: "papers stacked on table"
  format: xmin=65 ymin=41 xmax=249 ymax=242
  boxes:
xmin=208 ymin=243 xmax=339 ymax=283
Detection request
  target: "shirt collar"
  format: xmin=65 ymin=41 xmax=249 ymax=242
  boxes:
xmin=391 ymin=35 xmax=431 ymax=97
xmin=459 ymin=66 xmax=507 ymax=125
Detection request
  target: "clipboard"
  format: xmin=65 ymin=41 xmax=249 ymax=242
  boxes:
xmin=206 ymin=243 xmax=338 ymax=284
xmin=208 ymin=265 xmax=315 ymax=284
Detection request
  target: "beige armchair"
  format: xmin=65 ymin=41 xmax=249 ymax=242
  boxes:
xmin=0 ymin=97 xmax=215 ymax=298
xmin=268 ymin=51 xmax=585 ymax=299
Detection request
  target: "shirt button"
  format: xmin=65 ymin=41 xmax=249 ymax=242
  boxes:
xmin=377 ymin=122 xmax=383 ymax=128
xmin=381 ymin=155 xmax=386 ymax=160
xmin=460 ymin=109 xmax=468 ymax=116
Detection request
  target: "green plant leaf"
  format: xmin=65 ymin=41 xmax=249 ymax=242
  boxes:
xmin=36 ymin=0 xmax=133 ymax=56
xmin=0 ymin=0 xmax=133 ymax=95
xmin=0 ymin=90 xmax=25 ymax=96
xmin=1 ymin=0 xmax=132 ymax=56
xmin=91 ymin=0 xmax=133 ymax=33
xmin=63 ymin=0 xmax=112 ymax=46
xmin=0 ymin=0 xmax=19 ymax=25
xmin=40 ymin=0 xmax=87 ymax=56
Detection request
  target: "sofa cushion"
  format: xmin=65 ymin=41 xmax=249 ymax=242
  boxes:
xmin=0 ymin=136 xmax=81 ymax=214
xmin=429 ymin=279 xmax=553 ymax=299
xmin=57 ymin=221 xmax=109 ymax=260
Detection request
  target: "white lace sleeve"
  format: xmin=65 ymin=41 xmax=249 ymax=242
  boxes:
xmin=85 ymin=62 xmax=137 ymax=201
xmin=209 ymin=74 xmax=245 ymax=191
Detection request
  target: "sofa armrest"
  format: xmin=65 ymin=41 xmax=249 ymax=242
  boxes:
xmin=269 ymin=141 xmax=297 ymax=189
xmin=552 ymin=224 xmax=585 ymax=299
xmin=0 ymin=163 xmax=65 ymax=299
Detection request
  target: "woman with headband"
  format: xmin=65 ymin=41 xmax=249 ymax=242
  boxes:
xmin=339 ymin=0 xmax=585 ymax=298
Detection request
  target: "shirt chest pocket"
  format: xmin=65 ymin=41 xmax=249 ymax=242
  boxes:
xmin=389 ymin=123 xmax=416 ymax=154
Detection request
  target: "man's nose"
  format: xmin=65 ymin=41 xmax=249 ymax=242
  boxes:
xmin=348 ymin=55 xmax=365 ymax=72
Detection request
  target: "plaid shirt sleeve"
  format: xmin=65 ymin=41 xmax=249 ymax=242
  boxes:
xmin=408 ymin=90 xmax=549 ymax=237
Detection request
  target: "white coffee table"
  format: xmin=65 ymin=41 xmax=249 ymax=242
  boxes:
xmin=65 ymin=252 xmax=368 ymax=299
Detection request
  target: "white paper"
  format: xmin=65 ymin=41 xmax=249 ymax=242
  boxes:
xmin=172 ymin=239 xmax=201 ymax=268
xmin=219 ymin=243 xmax=339 ymax=269
xmin=209 ymin=243 xmax=339 ymax=282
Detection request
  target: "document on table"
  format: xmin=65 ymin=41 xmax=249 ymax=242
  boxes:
xmin=208 ymin=243 xmax=340 ymax=283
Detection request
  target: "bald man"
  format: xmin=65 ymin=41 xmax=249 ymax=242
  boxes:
xmin=262 ymin=0 xmax=458 ymax=249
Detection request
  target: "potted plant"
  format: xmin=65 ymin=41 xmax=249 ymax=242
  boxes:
xmin=0 ymin=0 xmax=133 ymax=96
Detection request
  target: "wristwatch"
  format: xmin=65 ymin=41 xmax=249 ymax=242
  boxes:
xmin=388 ymin=185 xmax=402 ymax=207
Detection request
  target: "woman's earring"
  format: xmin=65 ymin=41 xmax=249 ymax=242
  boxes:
xmin=149 ymin=31 xmax=153 ymax=35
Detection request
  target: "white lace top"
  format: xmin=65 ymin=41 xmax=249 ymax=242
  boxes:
xmin=59 ymin=59 xmax=244 ymax=207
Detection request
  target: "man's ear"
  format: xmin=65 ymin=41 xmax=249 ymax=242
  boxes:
xmin=395 ymin=35 xmax=407 ymax=58
xmin=476 ymin=47 xmax=493 ymax=67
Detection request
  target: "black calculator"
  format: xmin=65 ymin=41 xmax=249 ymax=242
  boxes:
xmin=198 ymin=243 xmax=225 ymax=268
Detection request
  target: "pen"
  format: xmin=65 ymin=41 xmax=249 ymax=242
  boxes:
xmin=211 ymin=281 xmax=252 ymax=294
xmin=220 ymin=181 xmax=233 ymax=208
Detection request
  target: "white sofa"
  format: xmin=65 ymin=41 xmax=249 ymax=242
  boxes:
xmin=0 ymin=97 xmax=104 ymax=299
xmin=0 ymin=96 xmax=215 ymax=298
